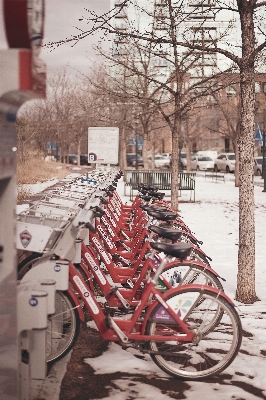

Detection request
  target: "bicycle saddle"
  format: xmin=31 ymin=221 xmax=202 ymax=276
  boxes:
xmin=150 ymin=191 xmax=165 ymax=199
xmin=150 ymin=241 xmax=191 ymax=260
xmin=140 ymin=205 xmax=168 ymax=212
xmin=147 ymin=210 xmax=177 ymax=221
xmin=149 ymin=225 xmax=183 ymax=241
xmin=139 ymin=195 xmax=152 ymax=202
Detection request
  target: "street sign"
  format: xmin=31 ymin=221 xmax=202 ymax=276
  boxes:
xmin=255 ymin=124 xmax=263 ymax=141
xmin=88 ymin=127 xmax=119 ymax=164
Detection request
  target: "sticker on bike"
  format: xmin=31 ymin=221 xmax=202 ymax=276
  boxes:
xmin=73 ymin=275 xmax=99 ymax=314
xmin=19 ymin=230 xmax=32 ymax=248
xmin=84 ymin=252 xmax=107 ymax=285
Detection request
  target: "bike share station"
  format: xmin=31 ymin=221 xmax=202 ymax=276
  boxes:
xmin=0 ymin=3 xmax=242 ymax=397
xmin=0 ymin=5 xmax=121 ymax=392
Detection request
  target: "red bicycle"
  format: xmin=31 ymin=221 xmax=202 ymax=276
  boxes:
xmin=19 ymin=241 xmax=242 ymax=380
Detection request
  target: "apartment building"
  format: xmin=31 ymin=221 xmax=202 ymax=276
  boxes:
xmin=109 ymin=1 xmax=263 ymax=155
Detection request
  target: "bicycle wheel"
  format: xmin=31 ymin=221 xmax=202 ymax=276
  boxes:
xmin=158 ymin=264 xmax=224 ymax=328
xmin=46 ymin=290 xmax=80 ymax=365
xmin=146 ymin=287 xmax=242 ymax=380
xmin=17 ymin=253 xmax=81 ymax=365
xmin=17 ymin=252 xmax=43 ymax=280
xmin=161 ymin=263 xmax=223 ymax=290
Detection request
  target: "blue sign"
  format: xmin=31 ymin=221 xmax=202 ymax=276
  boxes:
xmin=255 ymin=124 xmax=263 ymax=140
xmin=129 ymin=134 xmax=135 ymax=145
xmin=47 ymin=141 xmax=57 ymax=150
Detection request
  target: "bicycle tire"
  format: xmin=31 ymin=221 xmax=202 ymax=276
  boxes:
xmin=146 ymin=287 xmax=242 ymax=380
xmin=159 ymin=263 xmax=224 ymax=327
xmin=17 ymin=252 xmax=43 ymax=280
xmin=17 ymin=253 xmax=81 ymax=364
xmin=161 ymin=263 xmax=223 ymax=290
xmin=46 ymin=290 xmax=80 ymax=365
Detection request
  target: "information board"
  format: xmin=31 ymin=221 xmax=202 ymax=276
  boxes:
xmin=88 ymin=127 xmax=119 ymax=164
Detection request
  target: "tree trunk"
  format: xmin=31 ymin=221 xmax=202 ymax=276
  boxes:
xmin=119 ymin=123 xmax=126 ymax=172
xmin=171 ymin=122 xmax=179 ymax=211
xmin=232 ymin=136 xmax=240 ymax=187
xmin=235 ymin=2 xmax=258 ymax=303
xmin=77 ymin=139 xmax=81 ymax=167
xmin=186 ymin=141 xmax=192 ymax=172
xmin=142 ymin=131 xmax=149 ymax=170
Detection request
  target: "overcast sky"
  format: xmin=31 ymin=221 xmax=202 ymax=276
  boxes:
xmin=0 ymin=0 xmax=110 ymax=77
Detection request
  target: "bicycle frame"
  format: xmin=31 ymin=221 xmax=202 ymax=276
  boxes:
xmin=79 ymin=239 xmax=222 ymax=308
xmin=68 ymin=260 xmax=234 ymax=343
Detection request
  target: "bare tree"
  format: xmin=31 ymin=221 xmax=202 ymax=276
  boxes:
xmin=44 ymin=0 xmax=266 ymax=303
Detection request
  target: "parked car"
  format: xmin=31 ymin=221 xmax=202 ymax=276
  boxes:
xmin=126 ymin=153 xmax=144 ymax=166
xmin=66 ymin=154 xmax=78 ymax=165
xmin=254 ymin=156 xmax=263 ymax=176
xmin=191 ymin=155 xmax=214 ymax=171
xmin=161 ymin=152 xmax=172 ymax=160
xmin=148 ymin=154 xmax=170 ymax=169
xmin=214 ymin=153 xmax=235 ymax=173
xmin=179 ymin=152 xmax=187 ymax=169
xmin=196 ymin=150 xmax=218 ymax=160
xmin=65 ymin=154 xmax=89 ymax=165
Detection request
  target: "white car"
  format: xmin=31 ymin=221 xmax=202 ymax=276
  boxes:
xmin=148 ymin=155 xmax=170 ymax=169
xmin=191 ymin=156 xmax=214 ymax=171
xmin=162 ymin=153 xmax=172 ymax=160
xmin=214 ymin=153 xmax=235 ymax=173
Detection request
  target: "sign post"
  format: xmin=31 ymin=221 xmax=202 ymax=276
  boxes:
xmin=88 ymin=127 xmax=119 ymax=166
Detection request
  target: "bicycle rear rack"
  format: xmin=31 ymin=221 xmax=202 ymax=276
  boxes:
xmin=16 ymin=168 xmax=120 ymax=260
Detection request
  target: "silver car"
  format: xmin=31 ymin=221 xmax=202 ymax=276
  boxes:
xmin=214 ymin=153 xmax=235 ymax=173
xmin=191 ymin=156 xmax=214 ymax=171
xmin=254 ymin=156 xmax=263 ymax=176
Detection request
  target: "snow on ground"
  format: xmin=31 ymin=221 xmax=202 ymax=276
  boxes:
xmin=82 ymin=174 xmax=266 ymax=400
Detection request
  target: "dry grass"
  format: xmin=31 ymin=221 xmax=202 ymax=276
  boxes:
xmin=17 ymin=158 xmax=69 ymax=184
xmin=17 ymin=186 xmax=33 ymax=203
xmin=17 ymin=153 xmax=69 ymax=202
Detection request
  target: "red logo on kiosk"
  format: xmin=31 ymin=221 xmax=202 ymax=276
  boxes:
xmin=20 ymin=230 xmax=32 ymax=248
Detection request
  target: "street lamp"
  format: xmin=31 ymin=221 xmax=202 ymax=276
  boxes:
xmin=263 ymin=83 xmax=266 ymax=192
xmin=134 ymin=119 xmax=139 ymax=170
xmin=262 ymin=129 xmax=266 ymax=192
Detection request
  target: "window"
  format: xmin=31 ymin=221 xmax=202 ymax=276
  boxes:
xmin=155 ymin=0 xmax=167 ymax=5
xmin=226 ymin=85 xmax=236 ymax=97
xmin=152 ymin=56 xmax=168 ymax=68
xmin=189 ymin=5 xmax=215 ymax=20
xmin=192 ymin=27 xmax=217 ymax=44
xmin=114 ymin=10 xmax=127 ymax=19
xmin=255 ymin=82 xmax=260 ymax=93
xmin=114 ymin=23 xmax=128 ymax=31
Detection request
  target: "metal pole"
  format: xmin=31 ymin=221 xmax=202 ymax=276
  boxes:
xmin=135 ymin=127 xmax=138 ymax=170
xmin=263 ymin=130 xmax=266 ymax=192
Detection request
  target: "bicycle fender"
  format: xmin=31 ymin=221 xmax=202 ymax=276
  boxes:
xmin=67 ymin=287 xmax=85 ymax=322
xmin=161 ymin=284 xmax=235 ymax=304
xmin=165 ymin=260 xmax=226 ymax=281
